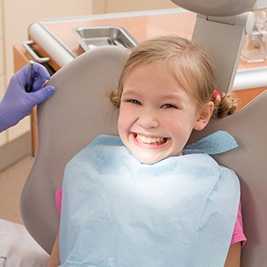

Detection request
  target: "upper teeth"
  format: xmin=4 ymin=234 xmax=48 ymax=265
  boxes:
xmin=136 ymin=134 xmax=165 ymax=144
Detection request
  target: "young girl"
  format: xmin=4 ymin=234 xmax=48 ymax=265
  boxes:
xmin=48 ymin=35 xmax=246 ymax=267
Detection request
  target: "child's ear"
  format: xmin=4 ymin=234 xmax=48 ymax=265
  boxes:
xmin=194 ymin=101 xmax=214 ymax=131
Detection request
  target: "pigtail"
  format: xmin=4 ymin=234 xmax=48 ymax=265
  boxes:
xmin=109 ymin=89 xmax=120 ymax=108
xmin=212 ymin=91 xmax=237 ymax=118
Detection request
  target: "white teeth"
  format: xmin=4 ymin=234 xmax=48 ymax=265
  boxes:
xmin=136 ymin=134 xmax=165 ymax=144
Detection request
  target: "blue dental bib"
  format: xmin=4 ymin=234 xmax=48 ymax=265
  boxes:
xmin=59 ymin=133 xmax=240 ymax=267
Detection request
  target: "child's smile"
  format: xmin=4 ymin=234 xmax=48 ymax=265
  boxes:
xmin=132 ymin=132 xmax=168 ymax=146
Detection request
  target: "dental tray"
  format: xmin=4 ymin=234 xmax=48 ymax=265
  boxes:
xmin=73 ymin=26 xmax=138 ymax=51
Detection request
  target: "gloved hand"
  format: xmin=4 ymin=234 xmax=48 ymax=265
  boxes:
xmin=0 ymin=62 xmax=55 ymax=132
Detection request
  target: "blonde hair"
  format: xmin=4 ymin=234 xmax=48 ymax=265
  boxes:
xmin=110 ymin=35 xmax=236 ymax=118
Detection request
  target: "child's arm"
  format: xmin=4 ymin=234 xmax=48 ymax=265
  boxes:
xmin=47 ymin=231 xmax=60 ymax=267
xmin=224 ymin=242 xmax=241 ymax=267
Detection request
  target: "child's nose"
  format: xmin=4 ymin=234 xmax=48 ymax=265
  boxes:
xmin=138 ymin=109 xmax=159 ymax=129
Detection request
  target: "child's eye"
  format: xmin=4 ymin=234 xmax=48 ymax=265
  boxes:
xmin=127 ymin=99 xmax=141 ymax=105
xmin=162 ymin=104 xmax=178 ymax=109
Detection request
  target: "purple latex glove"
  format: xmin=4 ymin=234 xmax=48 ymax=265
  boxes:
xmin=0 ymin=62 xmax=55 ymax=132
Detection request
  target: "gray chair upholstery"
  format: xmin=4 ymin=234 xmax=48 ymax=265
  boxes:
xmin=20 ymin=45 xmax=267 ymax=267
xmin=20 ymin=46 xmax=129 ymax=254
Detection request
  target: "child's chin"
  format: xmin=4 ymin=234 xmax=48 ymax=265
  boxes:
xmin=134 ymin=153 xmax=164 ymax=165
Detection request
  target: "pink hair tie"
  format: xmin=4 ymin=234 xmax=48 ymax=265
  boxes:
xmin=211 ymin=90 xmax=222 ymax=102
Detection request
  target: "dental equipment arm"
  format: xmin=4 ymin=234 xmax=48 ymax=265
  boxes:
xmin=171 ymin=0 xmax=267 ymax=93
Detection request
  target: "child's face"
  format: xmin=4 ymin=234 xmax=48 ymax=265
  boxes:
xmin=118 ymin=63 xmax=210 ymax=164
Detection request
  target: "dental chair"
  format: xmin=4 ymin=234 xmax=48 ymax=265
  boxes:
xmin=6 ymin=0 xmax=267 ymax=266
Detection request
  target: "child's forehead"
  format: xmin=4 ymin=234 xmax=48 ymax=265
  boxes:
xmin=125 ymin=61 xmax=192 ymax=88
xmin=123 ymin=59 xmax=198 ymax=92
xmin=123 ymin=68 xmax=192 ymax=98
xmin=127 ymin=60 xmax=184 ymax=77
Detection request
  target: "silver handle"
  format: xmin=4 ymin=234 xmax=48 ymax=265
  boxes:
xmin=23 ymin=40 xmax=50 ymax=63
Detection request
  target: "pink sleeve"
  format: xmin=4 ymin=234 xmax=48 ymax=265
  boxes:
xmin=231 ymin=202 xmax=247 ymax=246
xmin=55 ymin=187 xmax=62 ymax=215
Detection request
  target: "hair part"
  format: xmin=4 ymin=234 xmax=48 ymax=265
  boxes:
xmin=109 ymin=35 xmax=237 ymax=118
